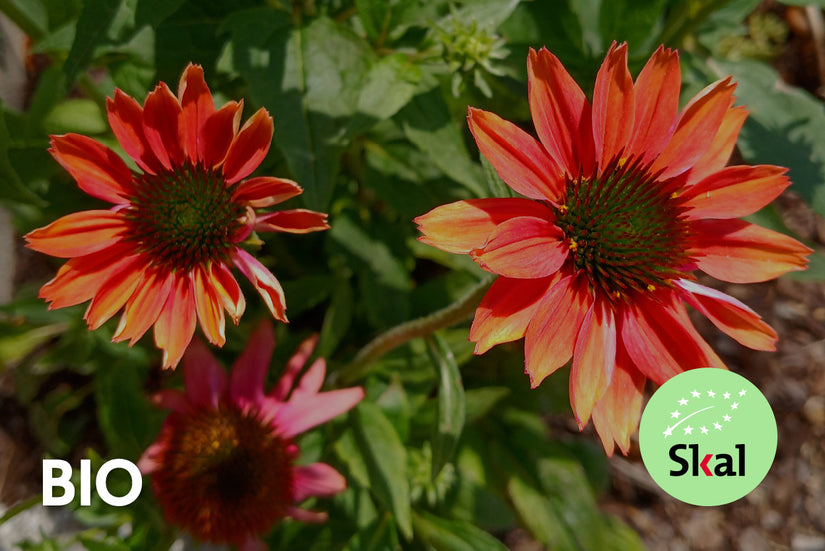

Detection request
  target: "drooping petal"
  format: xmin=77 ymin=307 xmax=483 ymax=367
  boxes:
xmin=49 ymin=134 xmax=134 ymax=204
xmin=524 ymin=274 xmax=591 ymax=387
xmin=25 ymin=210 xmax=127 ymax=257
xmin=527 ymin=47 xmax=595 ymax=177
xmin=254 ymin=210 xmax=330 ymax=234
xmin=626 ymin=45 xmax=680 ymax=164
xmin=83 ymin=254 xmax=144 ymax=330
xmin=154 ymin=274 xmax=198 ymax=369
xmin=592 ymin=42 xmax=635 ymax=169
xmin=200 ymin=100 xmax=243 ymax=168
xmin=680 ymin=165 xmax=789 ymax=220
xmin=293 ymin=463 xmax=346 ymax=503
xmin=675 ymin=279 xmax=777 ymax=350
xmin=113 ymin=269 xmax=175 ymax=345
xmin=142 ymin=82 xmax=185 ymax=169
xmin=232 ymin=248 xmax=287 ymax=322
xmin=469 ymin=275 xmax=558 ymax=354
xmin=620 ymin=293 xmax=726 ymax=386
xmin=690 ymin=219 xmax=811 ymax=283
xmin=106 ymin=89 xmax=164 ymax=174
xmin=182 ymin=337 xmax=228 ymax=409
xmin=192 ymin=266 xmax=226 ymax=346
xmin=591 ymin=343 xmax=645 ymax=456
xmin=470 ymin=216 xmax=567 ymax=279
xmin=178 ymin=63 xmax=215 ymax=163
xmin=270 ymin=334 xmax=319 ymax=401
xmin=232 ymin=176 xmax=303 ymax=208
xmin=210 ymin=262 xmax=246 ymax=323
xmin=467 ymin=107 xmax=564 ymax=201
xmin=415 ymin=198 xmax=554 ymax=254
xmin=650 ymin=78 xmax=736 ymax=180
xmin=685 ymin=106 xmax=748 ymax=186
xmin=570 ymin=297 xmax=616 ymax=429
xmin=229 ymin=321 xmax=275 ymax=408
xmin=274 ymin=387 xmax=365 ymax=438
xmin=222 ymin=108 xmax=273 ymax=184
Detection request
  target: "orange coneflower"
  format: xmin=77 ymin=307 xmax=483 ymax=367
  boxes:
xmin=415 ymin=43 xmax=811 ymax=455
xmin=26 ymin=64 xmax=329 ymax=368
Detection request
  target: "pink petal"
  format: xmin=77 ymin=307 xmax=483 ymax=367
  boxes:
xmin=182 ymin=338 xmax=227 ymax=408
xmin=286 ymin=507 xmax=328 ymax=523
xmin=470 ymin=216 xmax=567 ymax=278
xmin=229 ymin=320 xmax=275 ymax=408
xmin=270 ymin=334 xmax=319 ymax=400
xmin=293 ymin=463 xmax=347 ymax=503
xmin=275 ymin=387 xmax=365 ymax=438
xmin=150 ymin=388 xmax=189 ymax=414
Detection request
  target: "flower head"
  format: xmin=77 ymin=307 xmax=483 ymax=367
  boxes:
xmin=139 ymin=322 xmax=364 ymax=549
xmin=25 ymin=64 xmax=330 ymax=368
xmin=415 ymin=44 xmax=811 ymax=455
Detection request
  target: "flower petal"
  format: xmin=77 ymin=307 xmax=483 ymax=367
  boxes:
xmin=270 ymin=334 xmax=319 ymax=401
xmin=113 ymin=269 xmax=175 ymax=345
xmin=232 ymin=176 xmax=303 ymax=208
xmin=275 ymin=387 xmax=365 ymax=438
xmin=680 ymin=165 xmax=789 ymax=220
xmin=182 ymin=337 xmax=227 ymax=408
xmin=49 ymin=134 xmax=134 ymax=203
xmin=229 ymin=321 xmax=275 ymax=408
xmin=467 ymin=107 xmax=564 ymax=200
xmin=210 ymin=261 xmax=246 ymax=323
xmin=231 ymin=248 xmax=287 ymax=322
xmin=293 ymin=463 xmax=346 ymax=503
xmin=415 ymin=198 xmax=554 ymax=254
xmin=200 ymin=100 xmax=243 ymax=168
xmin=25 ymin=210 xmax=127 ymax=257
xmin=222 ymin=108 xmax=273 ymax=184
xmin=626 ymin=45 xmax=680 ymax=165
xmin=527 ymin=47 xmax=595 ymax=177
xmin=192 ymin=266 xmax=226 ymax=346
xmin=650 ymin=77 xmax=736 ymax=180
xmin=690 ymin=219 xmax=811 ymax=283
xmin=675 ymin=279 xmax=777 ymax=351
xmin=591 ymin=344 xmax=645 ymax=456
xmin=83 ymin=254 xmax=144 ymax=330
xmin=470 ymin=216 xmax=567 ymax=279
xmin=142 ymin=82 xmax=185 ymax=170
xmin=255 ymin=209 xmax=330 ymax=234
xmin=685 ymin=106 xmax=748 ymax=186
xmin=524 ymin=273 xmax=591 ymax=387
xmin=291 ymin=359 xmax=326 ymax=400
xmin=154 ymin=274 xmax=198 ymax=369
xmin=592 ymin=42 xmax=635 ymax=169
xmin=177 ymin=63 xmax=215 ymax=163
xmin=570 ymin=297 xmax=616 ymax=429
xmin=150 ymin=389 xmax=189 ymax=414
xmin=107 ymin=89 xmax=164 ymax=174
xmin=286 ymin=507 xmax=328 ymax=523
xmin=469 ymin=275 xmax=558 ymax=354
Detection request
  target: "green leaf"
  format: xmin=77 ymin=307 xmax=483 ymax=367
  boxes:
xmin=599 ymin=0 xmax=667 ymax=52
xmin=352 ymin=402 xmax=412 ymax=539
xmin=412 ymin=510 xmax=507 ymax=551
xmin=346 ymin=54 xmax=421 ymax=136
xmin=135 ymin=0 xmax=185 ymax=27
xmin=464 ymin=386 xmax=510 ymax=423
xmin=342 ymin=513 xmax=400 ymax=551
xmin=63 ymin=0 xmax=122 ymax=83
xmin=317 ymin=279 xmax=355 ymax=357
xmin=427 ymin=334 xmax=465 ymax=479
xmin=480 ymin=154 xmax=513 ymax=198
xmin=0 ymin=103 xmax=46 ymax=206
xmin=44 ymin=99 xmax=108 ymax=135
xmin=355 ymin=0 xmax=391 ymax=41
xmin=507 ymin=474 xmax=580 ymax=551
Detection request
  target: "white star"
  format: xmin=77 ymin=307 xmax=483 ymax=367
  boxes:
xmin=714 ymin=422 xmax=723 ymax=431
xmin=678 ymin=398 xmax=688 ymax=406
xmin=723 ymin=392 xmax=731 ymax=399
xmin=731 ymin=402 xmax=739 ymax=410
xmin=723 ymin=414 xmax=731 ymax=422
xmin=671 ymin=410 xmax=681 ymax=419
xmin=700 ymin=426 xmax=709 ymax=435
xmin=684 ymin=425 xmax=693 ymax=435
xmin=664 ymin=426 xmax=674 ymax=437
xmin=691 ymin=390 xmax=701 ymax=398
xmin=739 ymin=389 xmax=747 ymax=397
xmin=707 ymin=390 xmax=715 ymax=398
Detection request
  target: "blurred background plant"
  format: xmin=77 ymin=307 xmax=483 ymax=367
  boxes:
xmin=1 ymin=0 xmax=825 ymax=549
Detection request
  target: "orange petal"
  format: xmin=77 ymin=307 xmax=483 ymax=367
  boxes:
xmin=49 ymin=134 xmax=134 ymax=204
xmin=254 ymin=209 xmax=330 ymax=234
xmin=209 ymin=261 xmax=246 ymax=323
xmin=570 ymin=296 xmax=616 ymax=429
xmin=142 ymin=82 xmax=185 ymax=170
xmin=84 ymin=254 xmax=144 ymax=330
xmin=470 ymin=216 xmax=567 ymax=278
xmin=192 ymin=266 xmax=226 ymax=347
xmin=626 ymin=45 xmax=680 ymax=165
xmin=232 ymin=249 xmax=287 ymax=322
xmin=107 ymin=89 xmax=164 ymax=174
xmin=178 ymin=63 xmax=216 ymax=163
xmin=467 ymin=107 xmax=564 ymax=201
xmin=25 ymin=210 xmax=127 ymax=258
xmin=154 ymin=274 xmax=197 ymax=369
xmin=680 ymin=165 xmax=789 ymax=220
xmin=200 ymin=100 xmax=243 ymax=168
xmin=524 ymin=273 xmax=591 ymax=387
xmin=415 ymin=198 xmax=554 ymax=254
xmin=651 ymin=78 xmax=736 ymax=180
xmin=222 ymin=108 xmax=273 ymax=184
xmin=469 ymin=274 xmax=558 ymax=354
xmin=675 ymin=279 xmax=776 ymax=351
xmin=113 ymin=269 xmax=175 ymax=345
xmin=685 ymin=106 xmax=748 ymax=186
xmin=527 ymin=47 xmax=595 ymax=177
xmin=690 ymin=219 xmax=811 ymax=283
xmin=620 ymin=293 xmax=726 ymax=386
xmin=592 ymin=42 xmax=635 ymax=169
xmin=591 ymin=345 xmax=645 ymax=456
xmin=232 ymin=176 xmax=303 ymax=208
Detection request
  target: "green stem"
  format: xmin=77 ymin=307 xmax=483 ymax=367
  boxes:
xmin=337 ymin=274 xmax=493 ymax=385
xmin=0 ymin=495 xmax=40 ymax=526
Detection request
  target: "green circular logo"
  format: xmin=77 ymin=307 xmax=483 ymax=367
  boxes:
xmin=639 ymin=368 xmax=777 ymax=506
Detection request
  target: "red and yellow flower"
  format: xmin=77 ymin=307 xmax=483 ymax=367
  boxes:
xmin=415 ymin=44 xmax=811 ymax=455
xmin=25 ymin=64 xmax=329 ymax=368
xmin=139 ymin=322 xmax=364 ymax=549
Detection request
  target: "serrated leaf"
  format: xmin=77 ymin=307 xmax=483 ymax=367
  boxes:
xmin=63 ymin=0 xmax=122 ymax=83
xmin=412 ymin=510 xmax=507 ymax=551
xmin=427 ymin=334 xmax=465 ymax=479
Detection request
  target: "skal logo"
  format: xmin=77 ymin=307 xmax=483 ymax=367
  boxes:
xmin=639 ymin=368 xmax=777 ymax=506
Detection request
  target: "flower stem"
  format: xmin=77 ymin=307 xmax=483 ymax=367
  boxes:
xmin=337 ymin=274 xmax=493 ymax=384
